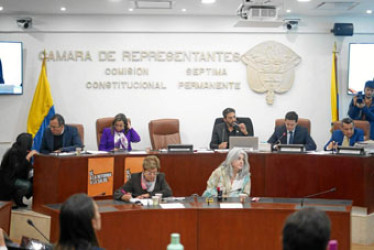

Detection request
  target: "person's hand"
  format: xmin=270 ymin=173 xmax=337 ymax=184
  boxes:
xmin=121 ymin=193 xmax=132 ymax=202
xmin=327 ymin=141 xmax=338 ymax=151
xmin=136 ymin=193 xmax=150 ymax=199
xmin=127 ymin=118 xmax=132 ymax=129
xmin=218 ymin=142 xmax=228 ymax=149
xmin=53 ymin=149 xmax=62 ymax=153
xmin=26 ymin=150 xmax=38 ymax=161
xmin=239 ymin=123 xmax=248 ymax=135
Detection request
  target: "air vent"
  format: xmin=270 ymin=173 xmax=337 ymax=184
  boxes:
xmin=247 ymin=5 xmax=277 ymax=19
xmin=316 ymin=1 xmax=359 ymax=11
xmin=134 ymin=0 xmax=173 ymax=10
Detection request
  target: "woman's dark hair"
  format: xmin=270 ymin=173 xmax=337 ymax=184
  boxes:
xmin=13 ymin=133 xmax=33 ymax=154
xmin=111 ymin=113 xmax=129 ymax=134
xmin=55 ymin=193 xmax=99 ymax=250
xmin=1 ymin=133 xmax=33 ymax=164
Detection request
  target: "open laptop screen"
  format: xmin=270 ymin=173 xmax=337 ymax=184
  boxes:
xmin=229 ymin=136 xmax=259 ymax=151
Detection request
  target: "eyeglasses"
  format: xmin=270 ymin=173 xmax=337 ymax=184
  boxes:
xmin=49 ymin=125 xmax=62 ymax=129
xmin=144 ymin=171 xmax=159 ymax=176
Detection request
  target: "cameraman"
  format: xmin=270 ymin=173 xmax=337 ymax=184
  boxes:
xmin=348 ymin=80 xmax=374 ymax=140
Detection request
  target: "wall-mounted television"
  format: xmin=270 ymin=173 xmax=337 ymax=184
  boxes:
xmin=348 ymin=43 xmax=374 ymax=94
xmin=0 ymin=41 xmax=23 ymax=95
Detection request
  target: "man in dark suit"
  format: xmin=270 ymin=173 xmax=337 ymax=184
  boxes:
xmin=40 ymin=114 xmax=82 ymax=154
xmin=267 ymin=111 xmax=316 ymax=151
xmin=210 ymin=108 xmax=252 ymax=149
xmin=324 ymin=117 xmax=364 ymax=151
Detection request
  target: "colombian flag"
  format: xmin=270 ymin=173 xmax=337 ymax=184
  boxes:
xmin=27 ymin=54 xmax=55 ymax=151
xmin=331 ymin=44 xmax=339 ymax=122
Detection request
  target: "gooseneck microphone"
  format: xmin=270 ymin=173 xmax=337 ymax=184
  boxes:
xmin=301 ymin=187 xmax=337 ymax=207
xmin=27 ymin=219 xmax=50 ymax=243
xmin=276 ymin=132 xmax=287 ymax=145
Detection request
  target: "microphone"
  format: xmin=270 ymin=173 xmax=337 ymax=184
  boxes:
xmin=301 ymin=187 xmax=337 ymax=207
xmin=27 ymin=219 xmax=50 ymax=243
xmin=276 ymin=132 xmax=287 ymax=145
xmin=232 ymin=122 xmax=240 ymax=133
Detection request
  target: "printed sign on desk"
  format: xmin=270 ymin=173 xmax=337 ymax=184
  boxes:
xmin=88 ymin=157 xmax=114 ymax=196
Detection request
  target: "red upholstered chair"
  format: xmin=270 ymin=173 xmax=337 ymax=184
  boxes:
xmin=148 ymin=119 xmax=181 ymax=150
xmin=275 ymin=118 xmax=311 ymax=134
xmin=96 ymin=117 xmax=114 ymax=148
xmin=332 ymin=120 xmax=370 ymax=141
xmin=67 ymin=123 xmax=84 ymax=145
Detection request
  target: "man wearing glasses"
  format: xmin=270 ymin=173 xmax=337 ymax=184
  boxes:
xmin=113 ymin=156 xmax=172 ymax=201
xmin=39 ymin=114 xmax=82 ymax=154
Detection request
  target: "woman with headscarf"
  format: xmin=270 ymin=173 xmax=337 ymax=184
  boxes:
xmin=0 ymin=133 xmax=37 ymax=207
xmin=202 ymin=148 xmax=251 ymax=197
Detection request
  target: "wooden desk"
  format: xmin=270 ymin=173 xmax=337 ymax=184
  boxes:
xmin=44 ymin=197 xmax=351 ymax=250
xmin=33 ymin=152 xmax=374 ymax=214
xmin=0 ymin=201 xmax=12 ymax=234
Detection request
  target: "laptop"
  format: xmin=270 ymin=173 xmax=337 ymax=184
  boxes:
xmin=229 ymin=136 xmax=259 ymax=151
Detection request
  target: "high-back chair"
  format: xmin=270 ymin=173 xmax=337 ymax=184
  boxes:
xmin=213 ymin=117 xmax=254 ymax=136
xmin=275 ymin=118 xmax=311 ymax=134
xmin=96 ymin=117 xmax=114 ymax=148
xmin=332 ymin=120 xmax=370 ymax=141
xmin=148 ymin=119 xmax=181 ymax=150
xmin=67 ymin=123 xmax=84 ymax=145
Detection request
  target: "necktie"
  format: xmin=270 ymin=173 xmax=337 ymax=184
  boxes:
xmin=288 ymin=131 xmax=294 ymax=144
xmin=342 ymin=136 xmax=349 ymax=147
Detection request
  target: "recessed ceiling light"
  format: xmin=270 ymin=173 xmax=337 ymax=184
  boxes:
xmin=60 ymin=6 xmax=67 ymax=12
xmin=366 ymin=10 xmax=372 ymax=14
xmin=201 ymin=0 xmax=216 ymax=4
xmin=286 ymin=9 xmax=291 ymax=13
xmin=0 ymin=6 xmax=4 ymax=11
xmin=297 ymin=0 xmax=311 ymax=2
xmin=181 ymin=8 xmax=187 ymax=12
xmin=129 ymin=8 xmax=134 ymax=11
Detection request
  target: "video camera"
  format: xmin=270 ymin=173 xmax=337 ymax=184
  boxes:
xmin=356 ymin=91 xmax=364 ymax=104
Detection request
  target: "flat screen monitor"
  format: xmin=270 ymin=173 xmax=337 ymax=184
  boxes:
xmin=348 ymin=43 xmax=374 ymax=94
xmin=0 ymin=41 xmax=23 ymax=95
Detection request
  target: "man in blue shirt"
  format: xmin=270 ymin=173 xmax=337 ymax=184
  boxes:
xmin=324 ymin=117 xmax=364 ymax=151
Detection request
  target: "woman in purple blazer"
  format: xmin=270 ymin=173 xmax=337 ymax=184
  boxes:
xmin=98 ymin=113 xmax=141 ymax=151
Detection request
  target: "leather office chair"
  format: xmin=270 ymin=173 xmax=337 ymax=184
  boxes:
xmin=67 ymin=123 xmax=84 ymax=145
xmin=275 ymin=118 xmax=311 ymax=134
xmin=331 ymin=120 xmax=370 ymax=141
xmin=213 ymin=117 xmax=254 ymax=136
xmin=148 ymin=119 xmax=181 ymax=150
xmin=96 ymin=117 xmax=114 ymax=148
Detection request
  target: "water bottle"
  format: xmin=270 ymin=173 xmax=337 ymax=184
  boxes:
xmin=167 ymin=233 xmax=184 ymax=250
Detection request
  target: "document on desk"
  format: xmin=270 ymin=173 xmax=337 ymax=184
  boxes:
xmin=49 ymin=152 xmax=76 ymax=156
xmin=214 ymin=149 xmax=229 ymax=153
xmin=220 ymin=203 xmax=243 ymax=209
xmin=128 ymin=151 xmax=148 ymax=155
xmin=86 ymin=150 xmax=109 ymax=155
xmin=160 ymin=203 xmax=185 ymax=209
